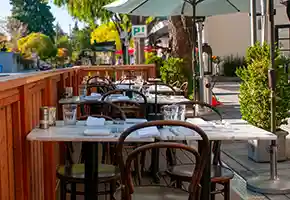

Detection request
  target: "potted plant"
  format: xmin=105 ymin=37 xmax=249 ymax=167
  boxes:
xmin=236 ymin=42 xmax=290 ymax=162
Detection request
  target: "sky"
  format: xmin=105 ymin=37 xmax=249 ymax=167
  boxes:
xmin=0 ymin=0 xmax=85 ymax=34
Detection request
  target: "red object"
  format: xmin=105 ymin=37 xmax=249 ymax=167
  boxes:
xmin=212 ymin=96 xmax=223 ymax=107
xmin=115 ymin=48 xmax=134 ymax=55
xmin=115 ymin=46 xmax=154 ymax=55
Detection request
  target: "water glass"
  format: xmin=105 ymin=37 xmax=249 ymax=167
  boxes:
xmin=162 ymin=105 xmax=178 ymax=120
xmin=78 ymin=85 xmax=87 ymax=98
xmin=175 ymin=104 xmax=186 ymax=121
xmin=64 ymin=87 xmax=73 ymax=98
xmin=62 ymin=104 xmax=77 ymax=125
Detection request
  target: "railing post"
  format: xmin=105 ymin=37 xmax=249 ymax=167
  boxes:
xmin=43 ymin=78 xmax=57 ymax=200
xmin=19 ymin=84 xmax=32 ymax=200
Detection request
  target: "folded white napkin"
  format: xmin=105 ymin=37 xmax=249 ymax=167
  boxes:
xmin=188 ymin=118 xmax=210 ymax=125
xmin=110 ymin=94 xmax=124 ymax=98
xmin=117 ymin=96 xmax=130 ymax=100
xmin=90 ymin=93 xmax=102 ymax=97
xmin=86 ymin=116 xmax=105 ymax=126
xmin=171 ymin=127 xmax=196 ymax=136
xmin=83 ymin=128 xmax=111 ymax=136
xmin=137 ymin=127 xmax=160 ymax=137
xmin=125 ymin=118 xmax=147 ymax=124
xmin=116 ymin=84 xmax=130 ymax=90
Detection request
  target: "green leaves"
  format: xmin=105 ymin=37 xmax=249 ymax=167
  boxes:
xmin=18 ymin=32 xmax=57 ymax=60
xmin=53 ymin=0 xmax=115 ymax=25
xmin=236 ymin=42 xmax=290 ymax=131
xmin=10 ymin=0 xmax=55 ymax=39
xmin=160 ymin=57 xmax=186 ymax=85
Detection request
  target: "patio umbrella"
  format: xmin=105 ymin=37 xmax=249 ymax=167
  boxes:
xmin=104 ymin=0 xmax=250 ymax=16
xmin=104 ymin=0 xmax=250 ymax=104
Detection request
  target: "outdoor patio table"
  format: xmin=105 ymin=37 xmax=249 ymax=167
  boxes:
xmin=26 ymin=120 xmax=156 ymax=200
xmin=159 ymin=118 xmax=277 ymax=200
xmin=58 ymin=95 xmax=190 ymax=105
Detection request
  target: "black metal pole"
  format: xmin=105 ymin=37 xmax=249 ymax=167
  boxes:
xmin=268 ymin=0 xmax=279 ymax=181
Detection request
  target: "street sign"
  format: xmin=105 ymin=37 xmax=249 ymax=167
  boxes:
xmin=132 ymin=25 xmax=147 ymax=38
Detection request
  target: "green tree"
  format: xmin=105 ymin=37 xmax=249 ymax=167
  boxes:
xmin=18 ymin=32 xmax=57 ymax=60
xmin=91 ymin=22 xmax=133 ymax=51
xmin=71 ymin=26 xmax=91 ymax=52
xmin=56 ymin=35 xmax=72 ymax=56
xmin=10 ymin=0 xmax=55 ymax=39
xmin=53 ymin=0 xmax=132 ymax=64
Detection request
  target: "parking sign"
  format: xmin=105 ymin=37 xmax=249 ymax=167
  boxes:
xmin=132 ymin=25 xmax=147 ymax=38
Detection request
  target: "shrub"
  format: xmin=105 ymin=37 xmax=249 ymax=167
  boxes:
xmin=236 ymin=42 xmax=290 ymax=131
xmin=145 ymin=52 xmax=164 ymax=77
xmin=160 ymin=57 xmax=186 ymax=85
xmin=222 ymin=55 xmax=246 ymax=77
xmin=18 ymin=32 xmax=57 ymax=60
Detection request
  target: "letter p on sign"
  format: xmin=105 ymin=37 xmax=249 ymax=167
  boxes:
xmin=132 ymin=25 xmax=147 ymax=38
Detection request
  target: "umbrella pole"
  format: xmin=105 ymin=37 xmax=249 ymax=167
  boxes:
xmin=247 ymin=0 xmax=290 ymax=194
xmin=192 ymin=0 xmax=197 ymax=102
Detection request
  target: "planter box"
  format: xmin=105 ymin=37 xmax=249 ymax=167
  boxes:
xmin=248 ymin=129 xmax=288 ymax=162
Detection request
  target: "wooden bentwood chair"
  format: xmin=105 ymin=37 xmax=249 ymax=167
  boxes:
xmin=166 ymin=101 xmax=234 ymax=200
xmin=56 ymin=102 xmax=127 ymax=200
xmin=114 ymin=120 xmax=210 ymax=200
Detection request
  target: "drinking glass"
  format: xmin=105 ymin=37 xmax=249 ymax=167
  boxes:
xmin=78 ymin=85 xmax=87 ymax=98
xmin=175 ymin=104 xmax=186 ymax=121
xmin=62 ymin=104 xmax=77 ymax=125
xmin=162 ymin=105 xmax=178 ymax=120
xmin=64 ymin=87 xmax=73 ymax=98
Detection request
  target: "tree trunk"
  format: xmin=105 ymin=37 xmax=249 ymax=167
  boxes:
xmin=168 ymin=16 xmax=196 ymax=98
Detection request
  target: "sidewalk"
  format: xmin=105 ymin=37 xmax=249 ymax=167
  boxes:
xmin=213 ymin=82 xmax=290 ymax=200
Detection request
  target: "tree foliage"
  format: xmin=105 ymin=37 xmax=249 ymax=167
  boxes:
xmin=18 ymin=32 xmax=57 ymax=60
xmin=236 ymin=42 xmax=290 ymax=131
xmin=56 ymin=35 xmax=72 ymax=56
xmin=71 ymin=26 xmax=92 ymax=52
xmin=10 ymin=0 xmax=55 ymax=39
xmin=53 ymin=0 xmax=114 ymax=25
xmin=91 ymin=22 xmax=119 ymax=50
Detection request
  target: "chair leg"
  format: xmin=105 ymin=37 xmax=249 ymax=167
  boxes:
xmin=140 ymin=151 xmax=146 ymax=176
xmin=224 ymin=182 xmax=230 ymax=200
xmin=211 ymin=182 xmax=216 ymax=200
xmin=60 ymin=180 xmax=67 ymax=200
xmin=110 ymin=180 xmax=117 ymax=200
xmin=133 ymin=155 xmax=142 ymax=185
xmin=70 ymin=183 xmax=76 ymax=200
xmin=176 ymin=179 xmax=182 ymax=189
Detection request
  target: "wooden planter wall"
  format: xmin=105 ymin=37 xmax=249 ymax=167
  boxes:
xmin=0 ymin=64 xmax=155 ymax=200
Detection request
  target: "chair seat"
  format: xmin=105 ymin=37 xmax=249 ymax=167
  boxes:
xmin=114 ymin=186 xmax=190 ymax=200
xmin=167 ymin=164 xmax=234 ymax=183
xmin=57 ymin=163 xmax=120 ymax=182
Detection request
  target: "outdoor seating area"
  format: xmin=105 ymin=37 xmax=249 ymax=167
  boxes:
xmin=0 ymin=64 xmax=279 ymax=200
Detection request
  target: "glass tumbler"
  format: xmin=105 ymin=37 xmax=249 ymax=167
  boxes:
xmin=78 ymin=85 xmax=87 ymax=98
xmin=62 ymin=104 xmax=77 ymax=125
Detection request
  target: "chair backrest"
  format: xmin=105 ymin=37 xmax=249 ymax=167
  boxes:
xmin=86 ymin=82 xmax=116 ymax=94
xmin=111 ymin=100 xmax=146 ymax=118
xmin=79 ymin=100 xmax=126 ymax=120
xmin=101 ymin=89 xmax=147 ymax=104
xmin=143 ymin=82 xmax=176 ymax=95
xmin=174 ymin=100 xmax=223 ymax=166
xmin=86 ymin=75 xmax=113 ymax=85
xmin=116 ymin=120 xmax=210 ymax=200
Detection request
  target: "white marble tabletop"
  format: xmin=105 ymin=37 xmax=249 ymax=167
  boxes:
xmin=147 ymin=85 xmax=182 ymax=93
xmin=159 ymin=118 xmax=277 ymax=141
xmin=27 ymin=120 xmax=156 ymax=142
xmin=58 ymin=95 xmax=189 ymax=105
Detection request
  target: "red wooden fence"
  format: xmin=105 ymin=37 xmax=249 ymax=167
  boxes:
xmin=0 ymin=64 xmax=155 ymax=200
